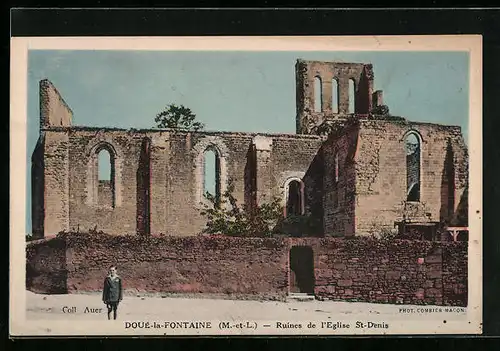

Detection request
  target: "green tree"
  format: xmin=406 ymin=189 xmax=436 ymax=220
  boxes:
xmin=154 ymin=103 xmax=205 ymax=131
xmin=200 ymin=181 xmax=283 ymax=237
xmin=200 ymin=181 xmax=323 ymax=237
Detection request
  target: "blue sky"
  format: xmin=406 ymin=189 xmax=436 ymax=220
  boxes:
xmin=26 ymin=50 xmax=470 ymax=233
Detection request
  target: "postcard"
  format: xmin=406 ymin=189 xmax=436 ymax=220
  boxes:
xmin=10 ymin=35 xmax=482 ymax=336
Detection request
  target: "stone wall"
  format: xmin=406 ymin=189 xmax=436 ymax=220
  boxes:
xmin=39 ymin=79 xmax=73 ymax=128
xmin=322 ymin=123 xmax=359 ymax=236
xmin=34 ymin=119 xmax=468 ymax=239
xmin=27 ymin=233 xmax=289 ymax=300
xmin=26 ymin=237 xmax=67 ymax=294
xmin=43 ymin=130 xmax=71 ymax=236
xmin=290 ymin=237 xmax=468 ymax=306
xmin=35 ymin=126 xmax=322 ymax=238
xmin=353 ymin=119 xmax=469 ymax=234
xmin=26 ymin=233 xmax=467 ymax=306
xmin=442 ymin=241 xmax=469 ymax=305
xmin=31 ymin=137 xmax=45 ymax=239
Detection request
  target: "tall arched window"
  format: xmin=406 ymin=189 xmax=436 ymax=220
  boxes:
xmin=332 ymin=78 xmax=339 ymax=113
xmin=98 ymin=149 xmax=112 ymax=181
xmin=95 ymin=145 xmax=115 ymax=207
xmin=405 ymin=133 xmax=421 ymax=202
xmin=86 ymin=140 xmax=122 ymax=209
xmin=285 ymin=179 xmax=305 ymax=217
xmin=348 ymin=78 xmax=356 ymax=113
xmin=203 ymin=147 xmax=221 ymax=206
xmin=314 ymin=76 xmax=323 ymax=112
xmin=193 ymin=136 xmax=229 ymax=209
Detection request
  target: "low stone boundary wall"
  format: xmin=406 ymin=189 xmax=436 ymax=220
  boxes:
xmin=289 ymin=237 xmax=467 ymax=306
xmin=27 ymin=233 xmax=289 ymax=300
xmin=26 ymin=233 xmax=467 ymax=306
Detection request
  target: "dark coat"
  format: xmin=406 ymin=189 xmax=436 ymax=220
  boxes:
xmin=102 ymin=275 xmax=123 ymax=303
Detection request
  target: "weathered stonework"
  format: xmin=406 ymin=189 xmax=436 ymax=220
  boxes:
xmin=26 ymin=233 xmax=468 ymax=306
xmin=32 ymin=60 xmax=468 ymax=239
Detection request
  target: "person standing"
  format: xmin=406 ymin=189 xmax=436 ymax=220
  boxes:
xmin=102 ymin=266 xmax=123 ymax=320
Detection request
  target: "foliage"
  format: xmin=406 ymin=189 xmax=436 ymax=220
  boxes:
xmin=312 ymin=121 xmax=342 ymax=136
xmin=368 ymin=223 xmax=398 ymax=241
xmin=200 ymin=181 xmax=324 ymax=237
xmin=200 ymin=182 xmax=283 ymax=237
xmin=154 ymin=104 xmax=205 ymax=131
xmin=370 ymin=104 xmax=390 ymax=116
xmin=378 ymin=227 xmax=398 ymax=240
xmin=278 ymin=214 xmax=323 ymax=237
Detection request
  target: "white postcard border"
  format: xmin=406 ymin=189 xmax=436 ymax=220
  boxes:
xmin=10 ymin=35 xmax=483 ymax=336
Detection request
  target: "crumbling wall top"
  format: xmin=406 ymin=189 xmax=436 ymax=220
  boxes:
xmin=39 ymin=79 xmax=73 ymax=129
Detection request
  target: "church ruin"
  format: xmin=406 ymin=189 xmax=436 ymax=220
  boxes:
xmin=31 ymin=59 xmax=469 ymax=240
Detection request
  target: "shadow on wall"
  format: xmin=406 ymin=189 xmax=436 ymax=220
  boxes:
xmin=455 ymin=186 xmax=468 ymax=227
xmin=439 ymin=139 xmax=468 ymax=227
xmin=439 ymin=139 xmax=455 ymax=225
xmin=31 ymin=135 xmax=45 ymax=240
xmin=356 ymin=66 xmax=372 ymax=115
xmin=244 ymin=143 xmax=257 ymax=215
xmin=136 ymin=137 xmax=152 ymax=235
xmin=302 ymin=143 xmax=325 ymax=236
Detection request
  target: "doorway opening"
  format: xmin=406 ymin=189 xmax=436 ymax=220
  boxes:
xmin=289 ymin=246 xmax=315 ymax=295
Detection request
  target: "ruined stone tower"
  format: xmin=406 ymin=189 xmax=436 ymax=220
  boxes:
xmin=295 ymin=59 xmax=385 ymax=135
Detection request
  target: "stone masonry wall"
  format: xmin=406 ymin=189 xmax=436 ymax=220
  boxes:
xmin=442 ymin=242 xmax=468 ymax=305
xmin=270 ymin=136 xmax=323 ymax=203
xmin=65 ymin=129 xmax=145 ymax=235
xmin=354 ymin=119 xmax=468 ymax=234
xmin=27 ymin=234 xmax=467 ymax=306
xmin=39 ymin=79 xmax=73 ymax=128
xmin=26 ymin=237 xmax=67 ymax=294
xmin=37 ymin=127 xmax=322 ymax=237
xmin=29 ymin=233 xmax=289 ymax=300
xmin=290 ymin=237 xmax=468 ymax=306
xmin=43 ymin=130 xmax=70 ymax=236
xmin=31 ymin=136 xmax=45 ymax=239
xmin=322 ymin=123 xmax=359 ymax=236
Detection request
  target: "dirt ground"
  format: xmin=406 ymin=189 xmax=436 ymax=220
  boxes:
xmin=26 ymin=290 xmax=468 ymax=322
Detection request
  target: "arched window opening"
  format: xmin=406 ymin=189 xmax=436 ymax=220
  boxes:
xmin=204 ymin=147 xmax=221 ymax=205
xmin=332 ymin=78 xmax=339 ymax=113
xmin=193 ymin=137 xmax=229 ymax=209
xmin=286 ymin=180 xmax=304 ymax=217
xmin=95 ymin=146 xmax=115 ymax=208
xmin=98 ymin=149 xmax=112 ymax=181
xmin=405 ymin=133 xmax=421 ymax=202
xmin=314 ymin=76 xmax=323 ymax=112
xmin=348 ymin=78 xmax=356 ymax=113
